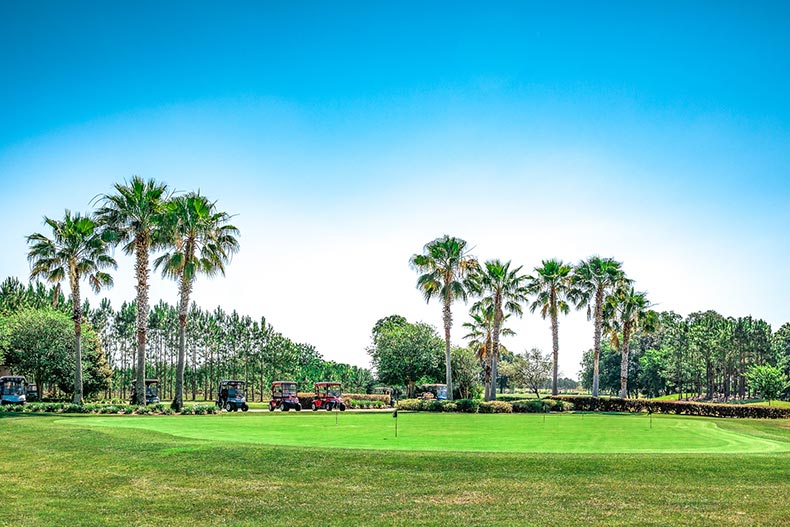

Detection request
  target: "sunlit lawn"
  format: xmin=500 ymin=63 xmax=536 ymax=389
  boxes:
xmin=0 ymin=412 xmax=788 ymax=526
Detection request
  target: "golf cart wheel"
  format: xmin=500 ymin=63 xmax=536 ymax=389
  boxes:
xmin=242 ymin=404 xmax=249 ymax=412
xmin=326 ymin=403 xmax=333 ymax=411
xmin=283 ymin=405 xmax=289 ymax=412
xmin=268 ymin=403 xmax=275 ymax=412
xmin=225 ymin=402 xmax=233 ymax=412
xmin=311 ymin=402 xmax=317 ymax=411
xmin=339 ymin=403 xmax=346 ymax=412
xmin=295 ymin=404 xmax=302 ymax=412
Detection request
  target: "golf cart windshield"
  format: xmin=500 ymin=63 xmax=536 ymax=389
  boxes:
xmin=146 ymin=386 xmax=158 ymax=398
xmin=2 ymin=382 xmax=25 ymax=395
xmin=227 ymin=387 xmax=244 ymax=398
xmin=436 ymin=386 xmax=447 ymax=398
xmin=279 ymin=384 xmax=297 ymax=396
xmin=326 ymin=386 xmax=341 ymax=398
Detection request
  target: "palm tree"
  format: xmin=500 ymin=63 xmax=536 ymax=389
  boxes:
xmin=528 ymin=259 xmax=573 ymax=396
xmin=27 ymin=211 xmax=116 ymax=404
xmin=469 ymin=260 xmax=529 ymax=401
xmin=604 ymin=286 xmax=654 ymax=398
xmin=154 ymin=193 xmax=240 ymax=411
xmin=463 ymin=301 xmax=515 ymax=400
xmin=410 ymin=235 xmax=477 ymax=401
xmin=571 ymin=256 xmax=629 ymax=397
xmin=96 ymin=176 xmax=169 ymax=405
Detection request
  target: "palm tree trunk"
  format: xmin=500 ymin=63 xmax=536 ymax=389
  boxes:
xmin=490 ymin=299 xmax=503 ymax=402
xmin=442 ymin=298 xmax=454 ymax=401
xmin=551 ymin=309 xmax=559 ymax=396
xmin=173 ymin=274 xmax=191 ymax=411
xmin=134 ymin=236 xmax=150 ymax=406
xmin=592 ymin=287 xmax=604 ymax=397
xmin=70 ymin=271 xmax=83 ymax=405
xmin=620 ymin=325 xmax=632 ymax=398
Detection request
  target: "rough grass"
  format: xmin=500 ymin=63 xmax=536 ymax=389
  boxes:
xmin=0 ymin=413 xmax=788 ymax=526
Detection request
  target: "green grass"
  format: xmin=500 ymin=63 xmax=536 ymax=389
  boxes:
xmin=1 ymin=413 xmax=788 ymax=526
xmin=67 ymin=411 xmax=789 ymax=454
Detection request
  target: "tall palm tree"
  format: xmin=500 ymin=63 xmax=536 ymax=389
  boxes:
xmin=96 ymin=176 xmax=169 ymax=405
xmin=27 ymin=211 xmax=116 ymax=404
xmin=571 ymin=256 xmax=629 ymax=397
xmin=154 ymin=193 xmax=240 ymax=411
xmin=410 ymin=235 xmax=477 ymax=401
xmin=604 ymin=286 xmax=654 ymax=398
xmin=463 ymin=301 xmax=515 ymax=400
xmin=528 ymin=259 xmax=573 ymax=396
xmin=469 ymin=260 xmax=528 ymax=401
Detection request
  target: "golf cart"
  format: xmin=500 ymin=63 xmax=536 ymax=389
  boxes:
xmin=217 ymin=379 xmax=249 ymax=412
xmin=312 ymin=382 xmax=346 ymax=411
xmin=130 ymin=379 xmax=161 ymax=405
xmin=0 ymin=376 xmax=27 ymax=405
xmin=419 ymin=384 xmax=448 ymax=401
xmin=26 ymin=383 xmax=39 ymax=402
xmin=269 ymin=381 xmax=301 ymax=411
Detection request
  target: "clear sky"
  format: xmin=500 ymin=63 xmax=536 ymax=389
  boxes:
xmin=1 ymin=1 xmax=789 ymax=378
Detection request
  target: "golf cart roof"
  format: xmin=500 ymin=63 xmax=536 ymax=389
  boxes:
xmin=315 ymin=382 xmax=341 ymax=386
xmin=131 ymin=379 xmax=160 ymax=385
xmin=272 ymin=381 xmax=297 ymax=385
xmin=0 ymin=376 xmax=26 ymax=382
xmin=220 ymin=379 xmax=245 ymax=385
xmin=423 ymin=384 xmax=447 ymax=388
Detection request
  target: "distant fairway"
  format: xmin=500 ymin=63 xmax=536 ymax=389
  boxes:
xmin=65 ymin=411 xmax=790 ymax=454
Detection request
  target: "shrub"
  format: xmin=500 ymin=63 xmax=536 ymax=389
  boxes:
xmin=496 ymin=394 xmax=534 ymax=402
xmin=192 ymin=404 xmax=209 ymax=415
xmin=453 ymin=399 xmax=480 ymax=413
xmin=180 ymin=405 xmax=194 ymax=415
xmin=479 ymin=401 xmax=513 ymax=414
xmin=546 ymin=396 xmax=790 ymax=419
xmin=136 ymin=405 xmax=151 ymax=415
xmin=396 ymin=399 xmax=422 ymax=411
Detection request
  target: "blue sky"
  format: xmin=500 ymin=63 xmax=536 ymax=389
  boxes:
xmin=1 ymin=2 xmax=789 ymax=375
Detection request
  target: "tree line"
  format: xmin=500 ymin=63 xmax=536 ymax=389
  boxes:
xmin=579 ymin=310 xmax=790 ymax=401
xmin=0 ymin=276 xmax=374 ymax=401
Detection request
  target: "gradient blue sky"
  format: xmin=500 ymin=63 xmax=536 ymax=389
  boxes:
xmin=1 ymin=2 xmax=789 ymax=376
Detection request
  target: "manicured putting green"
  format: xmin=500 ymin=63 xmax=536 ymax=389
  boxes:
xmin=64 ymin=412 xmax=789 ymax=453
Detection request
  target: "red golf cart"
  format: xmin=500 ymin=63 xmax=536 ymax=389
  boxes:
xmin=311 ymin=382 xmax=346 ymax=411
xmin=269 ymin=381 xmax=301 ymax=411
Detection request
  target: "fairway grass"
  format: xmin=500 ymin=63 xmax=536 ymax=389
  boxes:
xmin=1 ymin=413 xmax=789 ymax=526
xmin=65 ymin=412 xmax=790 ymax=454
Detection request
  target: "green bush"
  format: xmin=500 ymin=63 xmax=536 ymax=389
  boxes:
xmin=496 ymin=394 xmax=534 ymax=402
xmin=136 ymin=405 xmax=151 ymax=415
xmin=454 ymin=399 xmax=480 ymax=413
xmin=180 ymin=405 xmax=194 ymax=415
xmin=479 ymin=401 xmax=513 ymax=414
xmin=547 ymin=396 xmax=790 ymax=419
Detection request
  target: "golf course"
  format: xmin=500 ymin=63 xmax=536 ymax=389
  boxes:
xmin=1 ymin=412 xmax=788 ymax=526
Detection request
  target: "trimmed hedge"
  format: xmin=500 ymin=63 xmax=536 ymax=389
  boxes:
xmin=397 ymin=398 xmax=572 ymax=414
xmin=495 ymin=394 xmax=535 ymax=402
xmin=511 ymin=399 xmax=573 ymax=413
xmin=0 ymin=402 xmax=214 ymax=415
xmin=547 ymin=396 xmax=790 ymax=419
xmin=479 ymin=401 xmax=513 ymax=413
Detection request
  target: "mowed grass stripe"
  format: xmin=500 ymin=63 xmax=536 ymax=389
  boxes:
xmin=60 ymin=412 xmax=790 ymax=453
